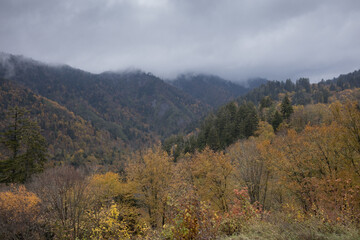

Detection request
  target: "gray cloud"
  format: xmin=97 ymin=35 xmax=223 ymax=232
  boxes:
xmin=1 ymin=0 xmax=360 ymax=82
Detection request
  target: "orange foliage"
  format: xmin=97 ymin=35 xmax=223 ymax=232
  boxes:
xmin=0 ymin=185 xmax=42 ymax=239
xmin=0 ymin=185 xmax=40 ymax=222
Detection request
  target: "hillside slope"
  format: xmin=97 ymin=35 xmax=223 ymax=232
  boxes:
xmin=0 ymin=53 xmax=210 ymax=143
xmin=0 ymin=78 xmax=124 ymax=166
xmin=171 ymin=74 xmax=249 ymax=107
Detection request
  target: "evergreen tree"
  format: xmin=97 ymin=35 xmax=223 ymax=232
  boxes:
xmin=272 ymin=111 xmax=283 ymax=131
xmin=0 ymin=107 xmax=47 ymax=183
xmin=284 ymin=79 xmax=295 ymax=92
xmin=280 ymin=95 xmax=293 ymax=120
xmin=242 ymin=103 xmax=259 ymax=138
xmin=260 ymin=96 xmax=272 ymax=109
xmin=207 ymin=126 xmax=221 ymax=150
xmin=330 ymin=83 xmax=336 ymax=91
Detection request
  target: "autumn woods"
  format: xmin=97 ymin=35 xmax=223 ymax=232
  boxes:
xmin=1 ymin=97 xmax=360 ymax=239
xmin=1 ymin=62 xmax=360 ymax=239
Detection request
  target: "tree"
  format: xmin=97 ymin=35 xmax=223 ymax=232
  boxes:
xmin=126 ymin=145 xmax=173 ymax=229
xmin=284 ymin=79 xmax=295 ymax=92
xmin=273 ymin=124 xmax=360 ymax=221
xmin=272 ymin=111 xmax=283 ymax=131
xmin=30 ymin=166 xmax=90 ymax=239
xmin=0 ymin=107 xmax=47 ymax=183
xmin=189 ymin=147 xmax=235 ymax=212
xmin=87 ymin=172 xmax=143 ymax=238
xmin=0 ymin=186 xmax=44 ymax=239
xmin=331 ymin=101 xmax=360 ymax=176
xmin=280 ymin=95 xmax=293 ymax=120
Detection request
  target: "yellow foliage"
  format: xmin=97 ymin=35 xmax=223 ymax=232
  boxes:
xmin=89 ymin=202 xmax=130 ymax=240
xmin=255 ymin=121 xmax=275 ymax=140
xmin=0 ymin=185 xmax=41 ymax=222
xmin=190 ymin=147 xmax=235 ymax=212
xmin=126 ymin=145 xmax=173 ymax=228
xmin=89 ymin=172 xmax=123 ymax=204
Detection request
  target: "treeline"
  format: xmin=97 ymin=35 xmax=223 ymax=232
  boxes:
xmin=241 ymin=69 xmax=360 ymax=107
xmin=1 ymin=97 xmax=360 ymax=239
xmin=241 ymin=68 xmax=360 ymax=106
xmin=163 ymin=102 xmax=258 ymax=159
xmin=163 ymin=73 xmax=360 ymax=158
xmin=162 ymin=94 xmax=296 ymax=160
xmin=241 ymin=77 xmax=330 ymax=105
xmin=162 ymin=70 xmax=360 ymax=159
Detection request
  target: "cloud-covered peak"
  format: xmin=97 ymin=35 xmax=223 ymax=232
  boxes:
xmin=1 ymin=0 xmax=360 ymax=82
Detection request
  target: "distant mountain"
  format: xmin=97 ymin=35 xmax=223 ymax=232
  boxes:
xmin=0 ymin=53 xmax=210 ymax=146
xmin=170 ymin=74 xmax=251 ymax=107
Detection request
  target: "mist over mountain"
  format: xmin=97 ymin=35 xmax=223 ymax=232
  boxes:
xmin=170 ymin=74 xmax=255 ymax=107
xmin=1 ymin=52 xmax=359 ymax=150
xmin=1 ymin=1 xmax=360 ymax=237
xmin=0 ymin=53 xmax=212 ymax=144
xmin=0 ymin=53 xmax=257 ymax=148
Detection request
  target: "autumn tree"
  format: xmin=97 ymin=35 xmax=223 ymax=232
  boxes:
xmin=0 ymin=186 xmax=44 ymax=239
xmin=188 ymin=147 xmax=235 ymax=212
xmin=0 ymin=107 xmax=47 ymax=183
xmin=125 ymin=145 xmax=173 ymax=229
xmin=228 ymin=122 xmax=274 ymax=206
xmin=87 ymin=172 xmax=144 ymax=237
xmin=30 ymin=166 xmax=90 ymax=239
xmin=88 ymin=202 xmax=131 ymax=240
xmin=331 ymin=101 xmax=360 ymax=176
xmin=274 ymin=123 xmax=360 ymax=222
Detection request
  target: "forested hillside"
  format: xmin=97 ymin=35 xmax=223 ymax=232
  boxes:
xmin=1 ymin=52 xmax=360 ymax=239
xmin=162 ymin=69 xmax=360 ymax=165
xmin=0 ymin=53 xmax=210 ymax=144
xmin=0 ymin=78 xmax=126 ymax=167
xmin=171 ymin=74 xmax=252 ymax=107
xmin=1 ymin=87 xmax=360 ymax=239
xmin=239 ymin=69 xmax=360 ymax=106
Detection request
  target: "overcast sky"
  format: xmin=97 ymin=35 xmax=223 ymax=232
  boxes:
xmin=1 ymin=0 xmax=360 ymax=82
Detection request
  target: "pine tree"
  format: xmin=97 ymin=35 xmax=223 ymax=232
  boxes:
xmin=0 ymin=107 xmax=47 ymax=183
xmin=272 ymin=111 xmax=283 ymax=131
xmin=280 ymin=95 xmax=293 ymax=120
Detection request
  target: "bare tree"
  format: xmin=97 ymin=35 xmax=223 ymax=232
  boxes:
xmin=30 ymin=166 xmax=90 ymax=239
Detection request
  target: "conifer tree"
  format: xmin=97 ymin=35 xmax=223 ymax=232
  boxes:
xmin=0 ymin=107 xmax=47 ymax=183
xmin=280 ymin=95 xmax=293 ymax=120
xmin=272 ymin=111 xmax=283 ymax=131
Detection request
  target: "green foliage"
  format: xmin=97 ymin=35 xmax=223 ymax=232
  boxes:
xmin=197 ymin=102 xmax=259 ymax=151
xmin=239 ymin=69 xmax=360 ymax=106
xmin=0 ymin=107 xmax=47 ymax=183
xmin=280 ymin=94 xmax=293 ymax=120
xmin=272 ymin=111 xmax=283 ymax=131
xmin=172 ymin=74 xmax=249 ymax=107
xmin=0 ymin=55 xmax=211 ymax=145
xmin=260 ymin=96 xmax=273 ymax=109
xmin=163 ymin=102 xmax=259 ymax=157
xmin=0 ymin=79 xmax=126 ymax=167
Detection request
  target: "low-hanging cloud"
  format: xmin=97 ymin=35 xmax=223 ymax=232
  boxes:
xmin=1 ymin=0 xmax=360 ymax=82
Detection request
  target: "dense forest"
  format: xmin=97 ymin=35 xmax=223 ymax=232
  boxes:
xmin=1 ymin=54 xmax=360 ymax=239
